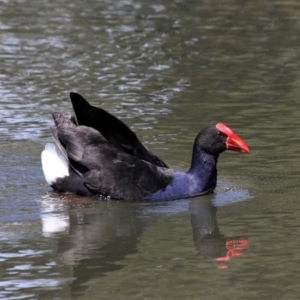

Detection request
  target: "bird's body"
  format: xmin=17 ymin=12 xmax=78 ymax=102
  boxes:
xmin=41 ymin=93 xmax=249 ymax=201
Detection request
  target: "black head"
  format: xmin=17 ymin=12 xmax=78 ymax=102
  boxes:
xmin=194 ymin=123 xmax=250 ymax=156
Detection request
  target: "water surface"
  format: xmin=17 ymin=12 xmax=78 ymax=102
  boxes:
xmin=1 ymin=0 xmax=300 ymax=299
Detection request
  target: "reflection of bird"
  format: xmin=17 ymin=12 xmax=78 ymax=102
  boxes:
xmin=47 ymin=198 xmax=144 ymax=295
xmin=190 ymin=199 xmax=249 ymax=268
xmin=41 ymin=92 xmax=249 ymax=201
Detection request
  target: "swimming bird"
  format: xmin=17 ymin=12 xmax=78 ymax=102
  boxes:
xmin=41 ymin=93 xmax=250 ymax=201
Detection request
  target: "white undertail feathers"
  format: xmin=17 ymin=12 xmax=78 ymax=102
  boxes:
xmin=41 ymin=143 xmax=69 ymax=185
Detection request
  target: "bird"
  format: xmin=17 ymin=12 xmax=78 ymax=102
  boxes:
xmin=41 ymin=92 xmax=250 ymax=201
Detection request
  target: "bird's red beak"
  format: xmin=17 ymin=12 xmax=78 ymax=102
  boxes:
xmin=216 ymin=123 xmax=250 ymax=154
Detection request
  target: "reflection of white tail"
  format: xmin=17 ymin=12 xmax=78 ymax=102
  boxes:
xmin=40 ymin=196 xmax=70 ymax=237
xmin=41 ymin=143 xmax=69 ymax=185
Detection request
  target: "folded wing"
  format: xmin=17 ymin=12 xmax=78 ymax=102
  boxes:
xmin=51 ymin=112 xmax=173 ymax=201
xmin=69 ymin=92 xmax=168 ymax=168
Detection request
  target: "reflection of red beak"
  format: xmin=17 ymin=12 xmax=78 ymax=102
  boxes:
xmin=216 ymin=123 xmax=250 ymax=153
xmin=215 ymin=238 xmax=249 ymax=269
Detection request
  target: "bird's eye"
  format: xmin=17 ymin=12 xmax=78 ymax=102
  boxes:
xmin=217 ymin=131 xmax=225 ymax=137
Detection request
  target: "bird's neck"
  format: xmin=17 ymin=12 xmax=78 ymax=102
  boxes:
xmin=188 ymin=150 xmax=218 ymax=192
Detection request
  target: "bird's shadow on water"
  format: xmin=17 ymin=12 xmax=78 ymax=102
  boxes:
xmin=39 ymin=183 xmax=253 ymax=296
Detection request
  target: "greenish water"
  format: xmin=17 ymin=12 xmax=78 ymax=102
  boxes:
xmin=1 ymin=0 xmax=300 ymax=299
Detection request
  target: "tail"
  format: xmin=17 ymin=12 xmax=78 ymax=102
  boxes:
xmin=41 ymin=143 xmax=69 ymax=185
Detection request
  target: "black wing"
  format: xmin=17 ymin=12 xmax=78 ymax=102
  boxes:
xmin=69 ymin=92 xmax=168 ymax=168
xmin=52 ymin=112 xmax=173 ymax=201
